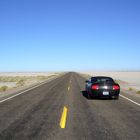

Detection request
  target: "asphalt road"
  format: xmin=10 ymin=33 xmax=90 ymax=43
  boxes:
xmin=0 ymin=72 xmax=140 ymax=140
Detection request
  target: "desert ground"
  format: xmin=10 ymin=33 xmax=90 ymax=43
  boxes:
xmin=0 ymin=72 xmax=61 ymax=93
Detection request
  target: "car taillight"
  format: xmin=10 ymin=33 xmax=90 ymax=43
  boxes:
xmin=113 ymin=85 xmax=120 ymax=90
xmin=92 ymin=85 xmax=99 ymax=90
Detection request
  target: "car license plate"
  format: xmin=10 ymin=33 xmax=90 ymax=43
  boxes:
xmin=103 ymin=91 xmax=109 ymax=95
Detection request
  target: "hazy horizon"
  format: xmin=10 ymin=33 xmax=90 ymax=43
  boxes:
xmin=0 ymin=70 xmax=140 ymax=73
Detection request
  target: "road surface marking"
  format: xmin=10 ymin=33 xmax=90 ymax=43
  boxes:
xmin=60 ymin=106 xmax=68 ymax=129
xmin=68 ymin=86 xmax=70 ymax=91
xmin=120 ymin=95 xmax=140 ymax=107
xmin=0 ymin=77 xmax=57 ymax=104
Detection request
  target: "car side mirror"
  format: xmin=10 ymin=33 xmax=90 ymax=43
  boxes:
xmin=85 ymin=80 xmax=89 ymax=83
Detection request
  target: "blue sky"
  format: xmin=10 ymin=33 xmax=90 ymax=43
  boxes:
xmin=0 ymin=0 xmax=140 ymax=72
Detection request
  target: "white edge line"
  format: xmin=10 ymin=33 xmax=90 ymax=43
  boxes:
xmin=120 ymin=94 xmax=140 ymax=107
xmin=0 ymin=76 xmax=58 ymax=104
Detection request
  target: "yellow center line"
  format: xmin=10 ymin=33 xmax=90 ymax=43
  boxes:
xmin=68 ymin=79 xmax=72 ymax=91
xmin=60 ymin=106 xmax=68 ymax=129
xmin=68 ymin=86 xmax=70 ymax=91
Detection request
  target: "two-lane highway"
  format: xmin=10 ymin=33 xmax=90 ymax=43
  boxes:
xmin=0 ymin=73 xmax=140 ymax=140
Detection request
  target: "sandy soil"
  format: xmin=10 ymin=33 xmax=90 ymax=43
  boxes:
xmin=0 ymin=72 xmax=62 ymax=99
xmin=0 ymin=82 xmax=16 ymax=88
xmin=0 ymin=72 xmax=61 ymax=93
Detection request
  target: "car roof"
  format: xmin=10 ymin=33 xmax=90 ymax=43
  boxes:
xmin=91 ymin=76 xmax=113 ymax=79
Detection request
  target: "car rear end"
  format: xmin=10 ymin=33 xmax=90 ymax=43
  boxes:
xmin=89 ymin=77 xmax=120 ymax=99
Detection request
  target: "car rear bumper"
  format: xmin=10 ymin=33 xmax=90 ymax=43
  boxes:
xmin=89 ymin=90 xmax=120 ymax=98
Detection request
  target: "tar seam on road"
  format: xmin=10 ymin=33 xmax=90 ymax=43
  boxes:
xmin=120 ymin=95 xmax=140 ymax=107
xmin=60 ymin=106 xmax=68 ymax=129
xmin=0 ymin=77 xmax=57 ymax=104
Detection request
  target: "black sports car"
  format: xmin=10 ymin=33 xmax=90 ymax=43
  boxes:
xmin=85 ymin=76 xmax=120 ymax=99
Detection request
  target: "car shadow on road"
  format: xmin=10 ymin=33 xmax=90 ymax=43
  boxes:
xmin=81 ymin=90 xmax=113 ymax=100
xmin=81 ymin=90 xmax=88 ymax=99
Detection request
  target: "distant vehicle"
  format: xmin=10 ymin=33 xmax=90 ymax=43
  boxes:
xmin=85 ymin=76 xmax=120 ymax=99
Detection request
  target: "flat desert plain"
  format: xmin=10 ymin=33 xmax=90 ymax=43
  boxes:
xmin=0 ymin=72 xmax=60 ymax=92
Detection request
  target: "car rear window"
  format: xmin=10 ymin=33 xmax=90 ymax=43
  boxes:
xmin=91 ymin=77 xmax=114 ymax=84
